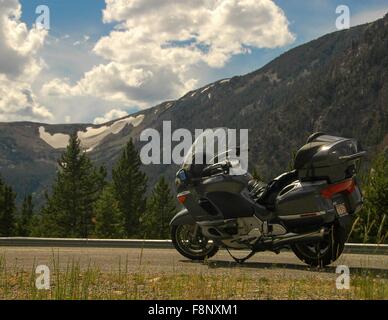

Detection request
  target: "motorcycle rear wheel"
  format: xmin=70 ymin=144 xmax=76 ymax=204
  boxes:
xmin=171 ymin=224 xmax=219 ymax=260
xmin=291 ymin=223 xmax=347 ymax=267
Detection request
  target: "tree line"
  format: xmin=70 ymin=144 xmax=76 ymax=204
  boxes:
xmin=0 ymin=134 xmax=387 ymax=243
xmin=0 ymin=134 xmax=177 ymax=239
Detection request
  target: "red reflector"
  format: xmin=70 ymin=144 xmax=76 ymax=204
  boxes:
xmin=320 ymin=179 xmax=355 ymax=199
xmin=177 ymin=195 xmax=187 ymax=204
xmin=300 ymin=212 xmax=319 ymax=218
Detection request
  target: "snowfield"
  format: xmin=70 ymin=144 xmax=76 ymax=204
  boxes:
xmin=39 ymin=114 xmax=145 ymax=152
xmin=38 ymin=127 xmax=70 ymax=149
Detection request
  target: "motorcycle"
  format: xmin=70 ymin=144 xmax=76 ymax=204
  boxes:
xmin=170 ymin=130 xmax=365 ymax=267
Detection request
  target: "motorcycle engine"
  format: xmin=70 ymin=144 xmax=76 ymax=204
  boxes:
xmin=220 ymin=217 xmax=263 ymax=249
xmin=221 ymin=217 xmax=287 ymax=249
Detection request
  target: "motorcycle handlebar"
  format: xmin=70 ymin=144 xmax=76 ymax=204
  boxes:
xmin=202 ymin=161 xmax=231 ymax=176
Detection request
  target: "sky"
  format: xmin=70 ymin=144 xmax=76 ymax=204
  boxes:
xmin=0 ymin=0 xmax=387 ymax=124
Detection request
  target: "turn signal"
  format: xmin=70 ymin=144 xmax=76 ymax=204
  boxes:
xmin=177 ymin=192 xmax=189 ymax=204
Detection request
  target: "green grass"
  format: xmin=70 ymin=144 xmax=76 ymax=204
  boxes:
xmin=0 ymin=254 xmax=386 ymax=300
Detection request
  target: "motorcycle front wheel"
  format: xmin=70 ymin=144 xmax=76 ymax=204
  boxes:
xmin=291 ymin=222 xmax=347 ymax=267
xmin=171 ymin=224 xmax=219 ymax=260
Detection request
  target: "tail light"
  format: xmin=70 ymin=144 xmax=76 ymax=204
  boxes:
xmin=320 ymin=179 xmax=355 ymax=199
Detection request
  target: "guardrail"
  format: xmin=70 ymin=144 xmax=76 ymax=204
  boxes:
xmin=0 ymin=237 xmax=387 ymax=255
xmin=0 ymin=237 xmax=173 ymax=249
xmin=343 ymin=243 xmax=388 ymax=255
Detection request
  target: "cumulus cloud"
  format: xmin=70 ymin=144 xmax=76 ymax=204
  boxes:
xmin=41 ymin=77 xmax=80 ymax=97
xmin=0 ymin=75 xmax=53 ymax=122
xmin=0 ymin=0 xmax=50 ymax=122
xmin=99 ymin=0 xmax=294 ymax=66
xmin=45 ymin=0 xmax=294 ymax=108
xmin=43 ymin=62 xmax=196 ymax=108
xmin=0 ymin=0 xmax=47 ymax=79
xmin=93 ymin=108 xmax=129 ymax=124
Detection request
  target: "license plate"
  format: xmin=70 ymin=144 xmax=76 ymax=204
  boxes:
xmin=335 ymin=203 xmax=348 ymax=217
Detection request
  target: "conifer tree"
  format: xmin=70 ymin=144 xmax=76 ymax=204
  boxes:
xmin=95 ymin=185 xmax=125 ymax=239
xmin=40 ymin=133 xmax=106 ymax=238
xmin=112 ymin=139 xmax=147 ymax=237
xmin=141 ymin=176 xmax=176 ymax=239
xmin=16 ymin=195 xmax=34 ymax=236
xmin=0 ymin=177 xmax=16 ymax=236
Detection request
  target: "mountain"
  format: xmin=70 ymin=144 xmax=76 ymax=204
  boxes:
xmin=1 ymin=14 xmax=387 ymax=205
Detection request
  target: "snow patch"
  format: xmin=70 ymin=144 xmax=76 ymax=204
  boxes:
xmin=79 ymin=115 xmax=145 ymax=151
xmin=39 ymin=114 xmax=145 ymax=152
xmin=219 ymin=79 xmax=230 ymax=84
xmin=201 ymin=84 xmax=214 ymax=94
xmin=165 ymin=102 xmax=173 ymax=109
xmin=39 ymin=127 xmax=70 ymax=149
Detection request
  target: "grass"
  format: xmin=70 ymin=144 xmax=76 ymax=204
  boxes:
xmin=0 ymin=254 xmax=386 ymax=300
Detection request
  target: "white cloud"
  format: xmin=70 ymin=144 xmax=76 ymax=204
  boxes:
xmin=72 ymin=35 xmax=90 ymax=47
xmin=0 ymin=75 xmax=53 ymax=122
xmin=44 ymin=0 xmax=294 ymax=109
xmin=93 ymin=108 xmax=129 ymax=124
xmin=41 ymin=77 xmax=80 ymax=97
xmin=99 ymin=0 xmax=294 ymax=66
xmin=0 ymin=0 xmax=50 ymax=122
xmin=0 ymin=0 xmax=47 ymax=79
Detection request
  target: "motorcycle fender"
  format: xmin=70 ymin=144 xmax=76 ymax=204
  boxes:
xmin=170 ymin=209 xmax=196 ymax=226
xmin=337 ymin=214 xmax=353 ymax=234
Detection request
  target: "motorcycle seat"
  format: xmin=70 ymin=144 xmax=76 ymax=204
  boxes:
xmin=249 ymin=170 xmax=298 ymax=210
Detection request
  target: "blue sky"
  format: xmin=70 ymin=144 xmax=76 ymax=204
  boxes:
xmin=1 ymin=0 xmax=386 ymax=124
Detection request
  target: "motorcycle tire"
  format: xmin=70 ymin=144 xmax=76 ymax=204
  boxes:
xmin=291 ymin=222 xmax=347 ymax=267
xmin=171 ymin=224 xmax=219 ymax=261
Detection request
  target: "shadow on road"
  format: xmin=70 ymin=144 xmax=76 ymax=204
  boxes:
xmin=181 ymin=259 xmax=388 ymax=277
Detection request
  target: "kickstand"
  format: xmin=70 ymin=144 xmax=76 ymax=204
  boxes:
xmin=225 ymin=247 xmax=256 ymax=264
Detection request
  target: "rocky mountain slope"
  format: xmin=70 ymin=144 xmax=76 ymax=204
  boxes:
xmin=1 ymin=13 xmax=387 ymax=204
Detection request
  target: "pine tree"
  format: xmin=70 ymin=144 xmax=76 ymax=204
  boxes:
xmin=0 ymin=177 xmax=16 ymax=236
xmin=16 ymin=195 xmax=34 ymax=236
xmin=40 ymin=133 xmax=106 ymax=238
xmin=95 ymin=185 xmax=125 ymax=239
xmin=141 ymin=177 xmax=176 ymax=239
xmin=112 ymin=139 xmax=147 ymax=237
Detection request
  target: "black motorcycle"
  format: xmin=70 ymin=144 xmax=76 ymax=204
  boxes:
xmin=170 ymin=131 xmax=365 ymax=267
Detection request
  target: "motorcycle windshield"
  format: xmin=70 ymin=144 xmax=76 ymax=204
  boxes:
xmin=182 ymin=128 xmax=248 ymax=176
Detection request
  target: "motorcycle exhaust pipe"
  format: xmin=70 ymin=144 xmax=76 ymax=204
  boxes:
xmin=259 ymin=228 xmax=326 ymax=250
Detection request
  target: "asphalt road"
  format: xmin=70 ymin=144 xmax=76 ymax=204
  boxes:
xmin=1 ymin=246 xmax=387 ymax=280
